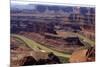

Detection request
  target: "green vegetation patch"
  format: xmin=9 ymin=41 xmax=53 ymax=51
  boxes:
xmin=12 ymin=34 xmax=71 ymax=58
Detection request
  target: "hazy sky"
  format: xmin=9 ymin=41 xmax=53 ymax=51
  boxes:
xmin=11 ymin=0 xmax=95 ymax=7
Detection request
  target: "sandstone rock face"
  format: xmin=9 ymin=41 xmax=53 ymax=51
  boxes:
xmin=69 ymin=49 xmax=88 ymax=63
xmin=70 ymin=47 xmax=95 ymax=63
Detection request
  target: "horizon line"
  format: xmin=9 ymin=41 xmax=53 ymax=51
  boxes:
xmin=11 ymin=0 xmax=95 ymax=7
